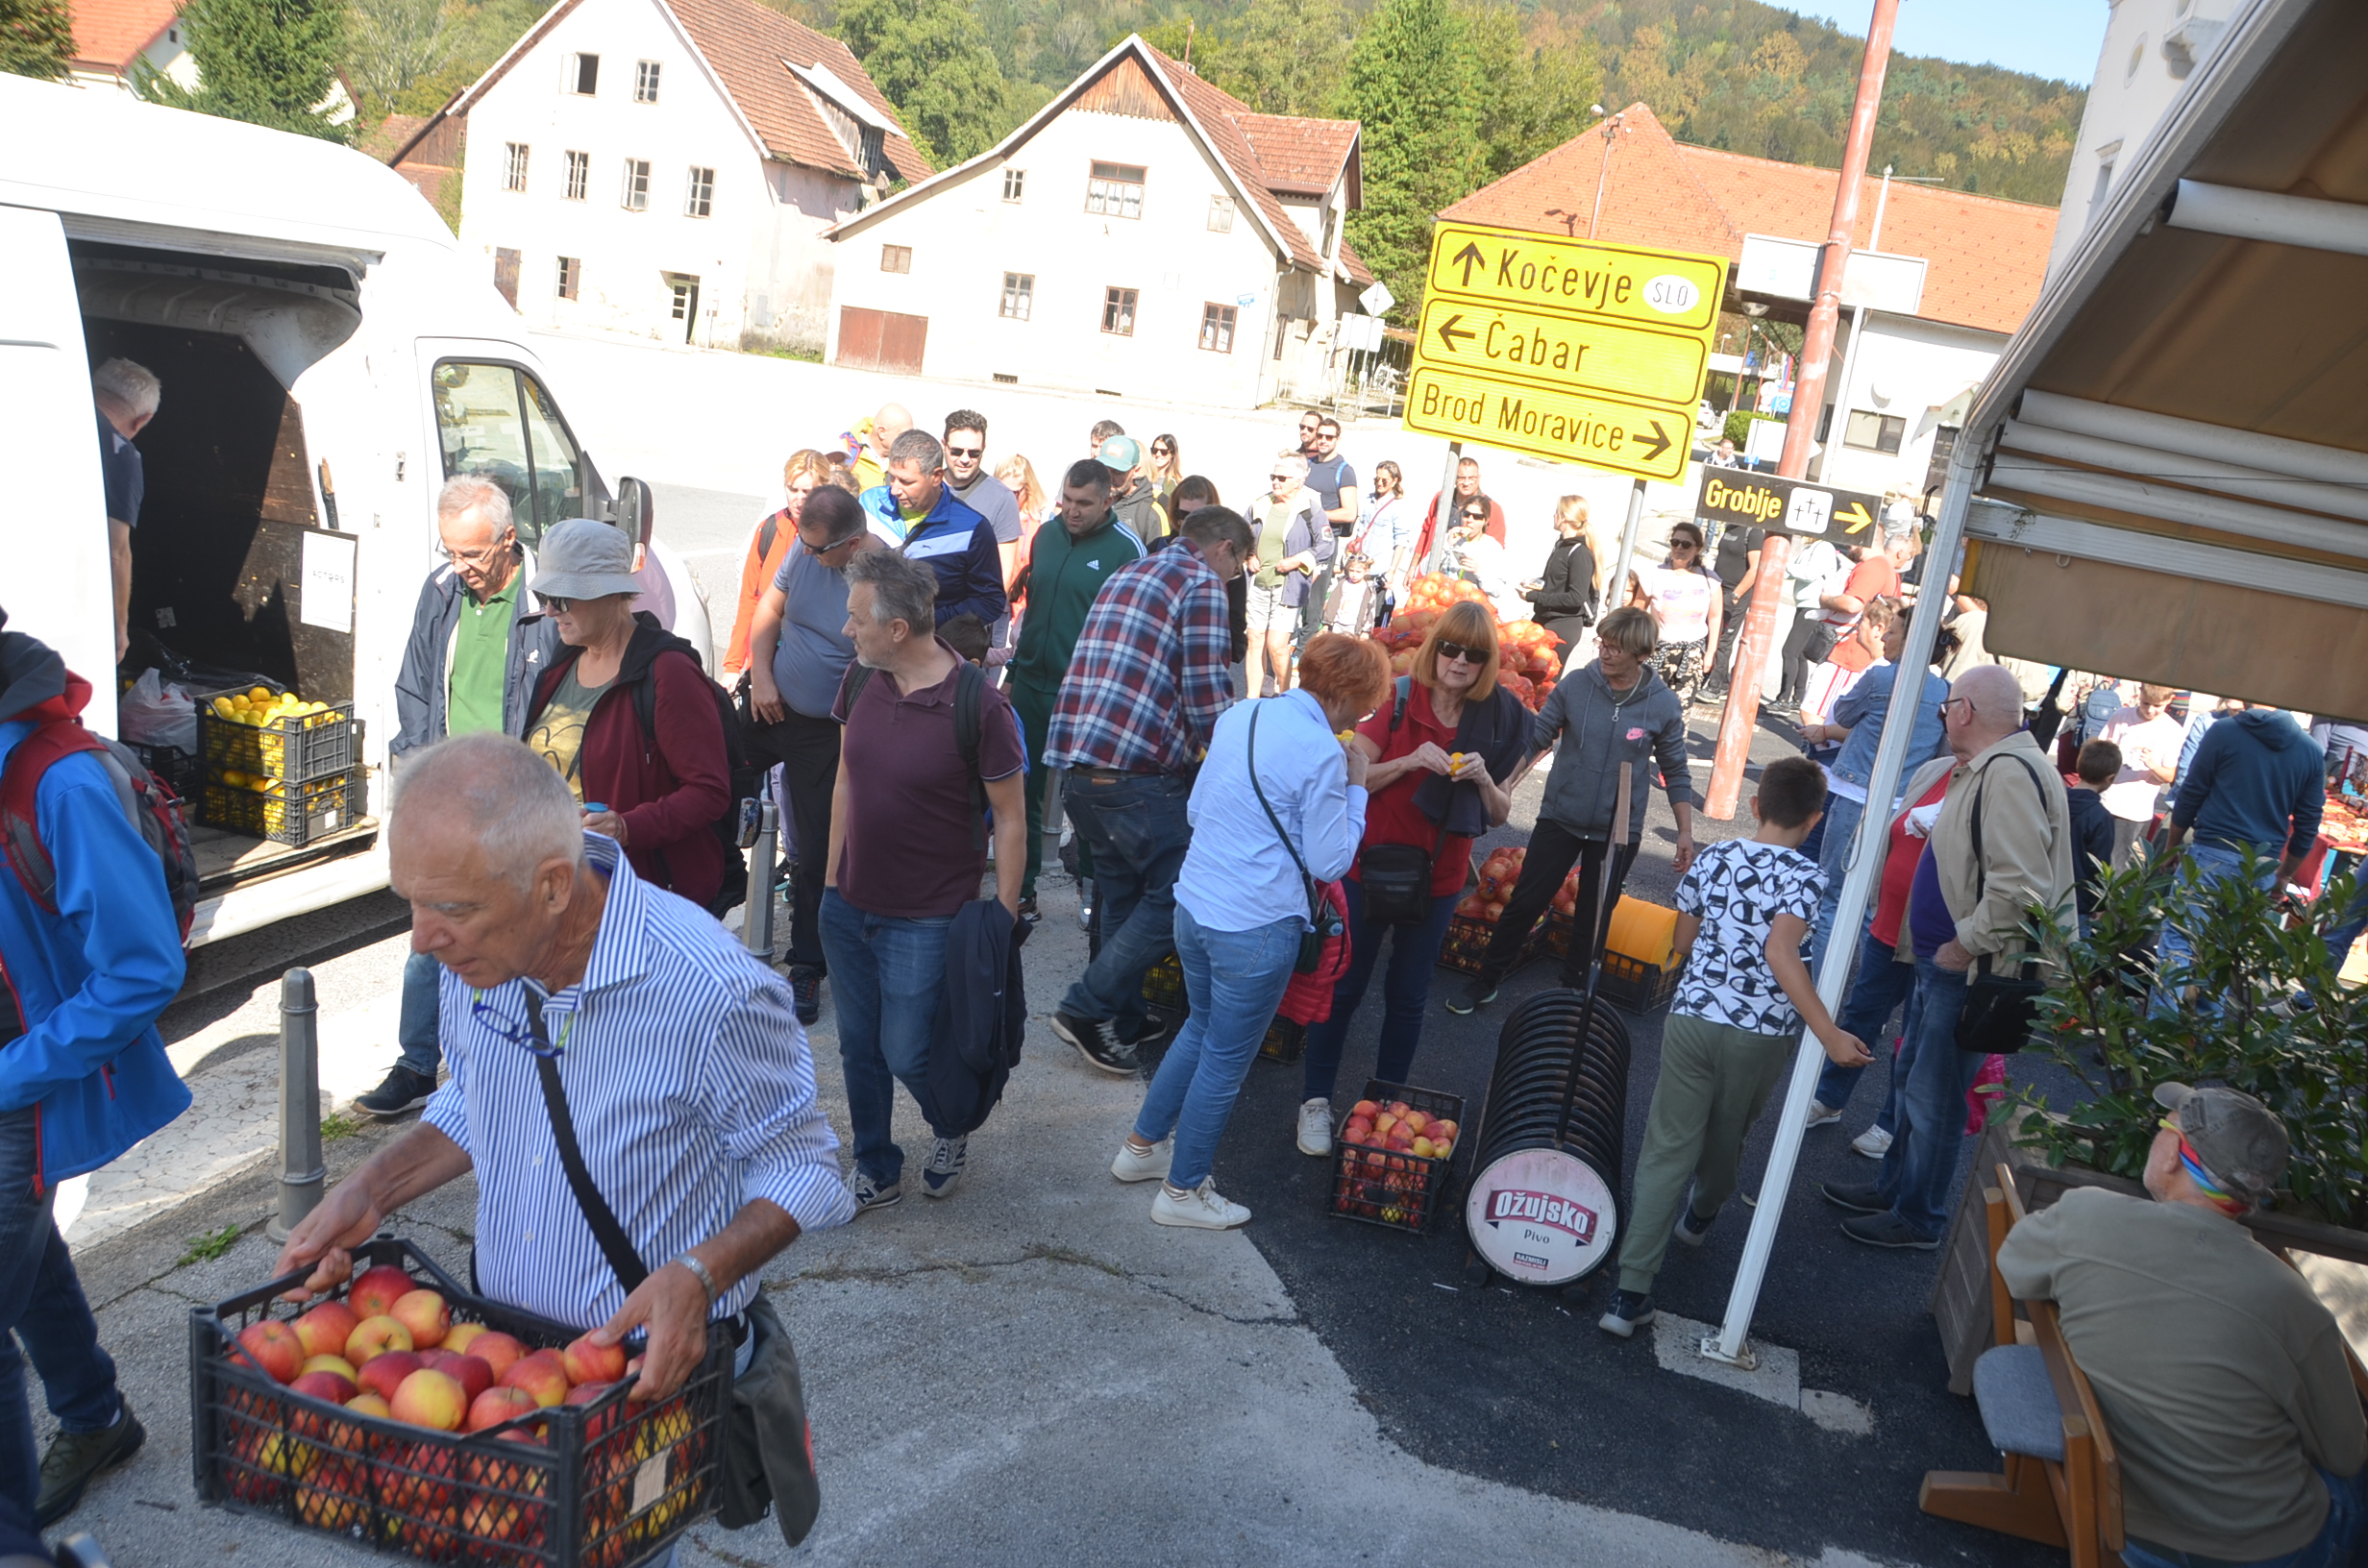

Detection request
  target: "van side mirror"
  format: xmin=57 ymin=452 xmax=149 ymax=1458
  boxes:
xmin=593 ymin=476 xmax=655 ymax=547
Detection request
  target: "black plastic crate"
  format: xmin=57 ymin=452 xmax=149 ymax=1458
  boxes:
xmin=1140 ymin=953 xmax=1185 ymax=1016
xmin=1326 ymin=1078 xmax=1466 ymax=1235
xmin=130 ymin=741 xmax=201 ymax=802
xmin=192 ymin=1234 xmax=728 ymax=1568
xmin=1257 ymin=1016 xmax=1305 ymax=1064
xmin=199 ymin=768 xmax=365 ymax=845
xmin=1598 ymin=949 xmax=1680 ymax=1014
xmin=197 ymin=682 xmax=357 ymax=782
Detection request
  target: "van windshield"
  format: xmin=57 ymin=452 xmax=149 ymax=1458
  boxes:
xmin=432 ymin=361 xmax=585 ymax=543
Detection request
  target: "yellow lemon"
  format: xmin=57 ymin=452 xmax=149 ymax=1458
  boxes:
xmin=248 ymin=686 xmax=272 ymax=703
xmin=211 ymin=698 xmax=235 ymax=718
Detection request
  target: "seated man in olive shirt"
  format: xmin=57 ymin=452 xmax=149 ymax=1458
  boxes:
xmin=1999 ymin=1083 xmax=2366 ymax=1568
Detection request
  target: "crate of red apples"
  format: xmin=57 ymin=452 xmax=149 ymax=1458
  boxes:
xmin=1441 ymin=845 xmax=1552 ymax=973
xmin=1368 ymin=575 xmax=1566 ymax=712
xmin=1328 ymin=1079 xmax=1466 ymax=1235
xmin=191 ymin=1235 xmax=728 ymax=1567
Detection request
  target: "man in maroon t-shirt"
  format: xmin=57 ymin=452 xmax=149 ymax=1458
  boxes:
xmin=821 ymin=551 xmax=1026 ymax=1213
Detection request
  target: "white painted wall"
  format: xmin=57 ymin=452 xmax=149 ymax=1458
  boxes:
xmin=459 ymin=0 xmax=854 ymax=350
xmin=2045 ymin=0 xmax=2235 ymax=283
xmin=1816 ymin=313 xmax=2005 ymax=497
xmin=826 ymin=107 xmax=1299 ymax=405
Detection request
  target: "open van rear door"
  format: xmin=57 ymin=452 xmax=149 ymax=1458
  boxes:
xmin=0 ymin=206 xmax=118 ymax=708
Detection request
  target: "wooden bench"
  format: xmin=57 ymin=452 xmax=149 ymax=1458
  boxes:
xmin=1919 ymin=1164 xmax=2126 ymax=1566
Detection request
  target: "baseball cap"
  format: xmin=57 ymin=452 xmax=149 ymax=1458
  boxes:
xmin=531 ymin=519 xmax=643 ymax=601
xmin=1098 ymin=435 xmax=1143 ymax=471
xmin=2153 ymin=1081 xmax=2288 ymax=1205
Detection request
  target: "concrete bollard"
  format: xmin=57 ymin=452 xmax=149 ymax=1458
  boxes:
xmin=265 ymin=968 xmax=325 ymax=1244
xmin=743 ymin=796 xmax=777 ymax=959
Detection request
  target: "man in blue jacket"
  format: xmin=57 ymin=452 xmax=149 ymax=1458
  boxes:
xmin=863 ymin=431 xmax=1007 ymax=628
xmin=0 ymin=615 xmax=190 ymax=1528
xmin=2158 ymin=702 xmax=2325 ymax=996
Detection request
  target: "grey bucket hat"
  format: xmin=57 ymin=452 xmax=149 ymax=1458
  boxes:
xmin=531 ymin=519 xmax=642 ymax=601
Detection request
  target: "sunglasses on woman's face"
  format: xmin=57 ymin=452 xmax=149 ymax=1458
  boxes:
xmin=1436 ymin=641 xmax=1481 ymax=664
xmin=1671 ymin=540 xmax=1699 ymax=551
xmin=1151 ymin=445 xmax=1171 ymax=457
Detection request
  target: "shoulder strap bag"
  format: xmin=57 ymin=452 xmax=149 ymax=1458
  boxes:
xmin=1952 ymin=752 xmax=2053 ymax=1056
xmin=1247 ymin=705 xmax=1346 ymax=973
xmin=524 ymin=992 xmax=822 ymax=1547
xmin=1355 ymin=678 xmax=1452 ymax=926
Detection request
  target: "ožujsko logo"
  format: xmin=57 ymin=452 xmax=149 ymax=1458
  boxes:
xmin=1483 ymin=1188 xmax=1597 ymax=1242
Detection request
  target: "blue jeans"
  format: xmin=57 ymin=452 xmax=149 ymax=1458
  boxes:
xmin=1301 ymin=881 xmax=1458 ymax=1103
xmin=0 ymin=1111 xmax=123 ymax=1518
xmin=1873 ymin=958 xmax=1983 ymax=1239
xmin=1133 ymin=904 xmax=1299 ymax=1190
xmin=2119 ymin=1467 xmax=2365 ymax=1568
xmin=1813 ymin=929 xmax=1919 ymax=1128
xmin=397 ymin=947 xmax=442 ymax=1076
xmin=1807 ymin=792 xmax=1867 ymax=969
xmin=818 ymin=890 xmax=952 ymax=1188
xmin=2154 ymin=842 xmax=2278 ymax=1013
xmin=1057 ymin=771 xmax=1194 ymax=1038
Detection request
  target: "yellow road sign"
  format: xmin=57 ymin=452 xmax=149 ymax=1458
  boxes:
xmin=1416 ymin=296 xmax=1709 ymax=408
xmin=1425 ymin=222 xmax=1727 ymax=335
xmin=1404 ymin=365 xmax=1690 ymax=484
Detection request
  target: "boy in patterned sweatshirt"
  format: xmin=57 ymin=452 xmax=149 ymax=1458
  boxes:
xmin=1599 ymin=755 xmax=1872 ymax=1337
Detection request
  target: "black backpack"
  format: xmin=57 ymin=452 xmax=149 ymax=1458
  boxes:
xmin=840 ymin=659 xmax=990 ymax=848
xmin=626 ymin=638 xmax=764 ymax=913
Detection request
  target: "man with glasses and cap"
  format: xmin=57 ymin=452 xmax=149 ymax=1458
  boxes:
xmin=1999 ymin=1084 xmax=2366 ymax=1568
xmin=368 ymin=475 xmax=560 ymax=1118
xmin=1098 ymin=434 xmax=1164 ymax=544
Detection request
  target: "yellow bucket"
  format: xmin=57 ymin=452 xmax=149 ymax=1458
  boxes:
xmin=1604 ymin=895 xmax=1679 ymax=968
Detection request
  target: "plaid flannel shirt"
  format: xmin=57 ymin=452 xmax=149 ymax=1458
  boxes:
xmin=1043 ymin=543 xmax=1232 ymax=773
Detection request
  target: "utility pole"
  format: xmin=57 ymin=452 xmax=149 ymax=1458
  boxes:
xmin=1703 ymin=0 xmax=1899 ymax=820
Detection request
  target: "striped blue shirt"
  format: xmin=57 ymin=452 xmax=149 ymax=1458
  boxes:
xmin=422 ymin=834 xmax=853 ymax=1331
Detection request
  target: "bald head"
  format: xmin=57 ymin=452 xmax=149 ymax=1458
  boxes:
xmin=1947 ymin=664 xmax=2027 ymax=757
xmin=871 ymin=403 xmax=913 ymax=458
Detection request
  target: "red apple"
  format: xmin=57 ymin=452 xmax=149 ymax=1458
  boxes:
xmin=236 ymin=1320 xmax=305 ymax=1384
xmin=356 ymin=1349 xmax=423 ymax=1404
xmin=499 ymin=1355 xmax=570 ymax=1409
xmin=344 ymin=1391 xmax=392 ymax=1420
xmin=345 ymin=1314 xmax=414 ymax=1366
xmin=293 ymin=1301 xmax=360 ymax=1360
xmin=290 ymin=1368 xmax=358 ymax=1406
xmin=467 ymin=1384 xmax=542 ymax=1433
xmin=1430 ymin=1119 xmax=1459 ymax=1142
xmin=1401 ymin=1110 xmax=1430 ymax=1135
xmin=389 ymin=1367 xmax=466 ymax=1431
xmin=562 ymin=1333 xmax=627 ymax=1388
xmin=1349 ymin=1099 xmax=1380 ymax=1120
xmin=1342 ymin=1116 xmax=1373 ymax=1144
xmin=466 ymin=1331 xmax=527 ymax=1382
xmin=348 ymin=1265 xmax=415 ymax=1321
xmin=422 ymin=1350 xmax=494 ymax=1405
xmin=389 ymin=1288 xmax=450 ymax=1350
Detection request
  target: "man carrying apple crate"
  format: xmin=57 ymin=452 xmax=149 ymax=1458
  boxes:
xmin=272 ymin=731 xmax=855 ymax=1549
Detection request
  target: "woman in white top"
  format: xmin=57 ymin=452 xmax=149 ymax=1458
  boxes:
xmin=1445 ymin=494 xmax=1525 ymax=621
xmin=1634 ymin=521 xmax=1721 ymax=703
xmin=1357 ymin=460 xmax=1415 ymax=600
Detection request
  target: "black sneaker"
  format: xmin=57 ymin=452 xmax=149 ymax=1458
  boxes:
xmin=1819 ymin=1179 xmax=1887 ymax=1215
xmin=788 ymin=966 xmax=821 ymax=1027
xmin=356 ymin=1066 xmax=437 ymax=1118
xmin=1673 ymin=1206 xmax=1715 ymax=1248
xmin=1597 ymin=1290 xmax=1656 ymax=1338
xmin=1842 ymin=1212 xmax=1939 ymax=1250
xmin=1443 ymin=980 xmax=1498 ymax=1017
xmin=1017 ymin=896 xmax=1040 ymax=922
xmin=1119 ymin=1015 xmax=1172 ymax=1052
xmin=1051 ymin=1012 xmax=1140 ymax=1075
xmin=35 ymin=1398 xmax=143 ymax=1527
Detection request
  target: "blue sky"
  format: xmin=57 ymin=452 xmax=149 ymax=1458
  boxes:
xmin=1784 ymin=2 xmax=2110 ymax=86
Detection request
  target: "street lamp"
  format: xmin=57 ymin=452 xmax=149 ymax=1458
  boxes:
xmin=1589 ymin=106 xmax=1627 ymax=240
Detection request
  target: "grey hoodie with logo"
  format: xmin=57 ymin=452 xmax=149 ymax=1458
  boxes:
xmin=1527 ymin=659 xmax=1696 ymax=844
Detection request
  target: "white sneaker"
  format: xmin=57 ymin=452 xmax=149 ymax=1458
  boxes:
xmin=1805 ymin=1100 xmax=1842 ymax=1129
xmin=1111 ymin=1137 xmax=1173 ymax=1184
xmin=1295 ymin=1098 xmax=1334 ymax=1157
xmin=1152 ymin=1178 xmax=1251 ymax=1230
xmin=1852 ymin=1125 xmax=1894 ymax=1160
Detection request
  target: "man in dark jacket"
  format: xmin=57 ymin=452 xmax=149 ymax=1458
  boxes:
xmin=2067 ymin=739 xmax=2122 ymax=928
xmin=0 ymin=613 xmax=188 ymax=1527
xmin=873 ymin=431 xmax=1007 ymax=630
xmin=369 ymin=476 xmax=558 ymax=1116
xmin=2157 ymin=703 xmax=2326 ymax=995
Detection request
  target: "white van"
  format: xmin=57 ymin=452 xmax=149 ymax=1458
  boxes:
xmin=2 ymin=76 xmax=712 ymax=945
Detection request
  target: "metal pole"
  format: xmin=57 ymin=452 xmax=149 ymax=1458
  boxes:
xmin=1421 ymin=440 xmax=1464 ymax=576
xmin=1040 ymin=765 xmax=1065 ymax=894
xmin=1605 ymin=478 xmax=1647 ymax=616
xmin=742 ymin=796 xmax=777 ymax=959
xmin=1703 ymin=0 xmax=1900 ymax=821
xmin=1704 ymin=438 xmax=1978 ymax=1367
xmin=266 ymin=968 xmax=324 ymax=1245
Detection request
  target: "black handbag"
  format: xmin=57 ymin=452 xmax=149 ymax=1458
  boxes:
xmin=1355 ymin=683 xmax=1450 ymax=926
xmin=524 ymin=993 xmax=822 ymax=1546
xmin=1246 ymin=706 xmax=1344 ymax=973
xmin=1950 ymin=754 xmax=2052 ymax=1055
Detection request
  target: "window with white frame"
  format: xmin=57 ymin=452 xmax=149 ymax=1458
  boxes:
xmin=1197 ymin=302 xmax=1236 ymax=353
xmin=669 ymin=277 xmax=698 ymax=320
xmin=1207 ymin=194 xmax=1235 ymax=233
xmin=564 ymin=150 xmax=589 ymax=201
xmin=555 ymin=256 xmax=580 ymax=300
xmin=1085 ymin=161 xmax=1145 ymax=219
xmin=621 ymin=159 xmax=650 ymax=210
xmin=684 ymin=165 xmax=714 ymax=218
xmin=504 ymin=142 xmax=530 ymax=192
xmin=569 ymin=53 xmax=599 ymax=94
xmin=1101 ymin=286 xmax=1138 ymax=335
xmin=1001 ymin=168 xmax=1025 ymax=203
xmin=634 ymin=60 xmax=660 ymax=102
xmin=999 ymin=272 xmax=1032 ymax=320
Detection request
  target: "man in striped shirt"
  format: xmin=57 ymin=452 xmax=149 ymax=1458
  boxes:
xmin=1044 ymin=506 xmax=1250 ymax=1074
xmin=275 ymin=734 xmax=852 ymax=1402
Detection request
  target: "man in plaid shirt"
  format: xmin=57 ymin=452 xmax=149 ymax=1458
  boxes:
xmin=1046 ymin=506 xmax=1253 ymax=1073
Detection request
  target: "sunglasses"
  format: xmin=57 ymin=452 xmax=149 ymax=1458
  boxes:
xmin=1670 ymin=539 xmax=1699 ymax=551
xmin=946 ymin=444 xmax=984 ymax=459
xmin=543 ymin=595 xmax=576 ymax=611
xmin=1436 ymin=641 xmax=1482 ymax=664
xmin=802 ymin=531 xmax=861 ymax=556
xmin=1151 ymin=445 xmax=1172 ymax=456
xmin=1272 ymin=474 xmax=1295 ymax=482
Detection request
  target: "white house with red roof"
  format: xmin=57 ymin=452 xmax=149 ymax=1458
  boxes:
xmin=822 ymin=35 xmax=1371 ymax=406
xmin=65 ymin=0 xmax=193 ymax=94
xmin=1443 ymin=104 xmax=2060 ymax=498
xmin=423 ymin=0 xmax=927 ymax=351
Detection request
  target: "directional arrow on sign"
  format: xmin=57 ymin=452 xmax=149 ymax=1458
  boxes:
xmin=1453 ymin=242 xmax=1486 ymax=288
xmin=1635 ymin=421 xmax=1671 ymax=464
xmin=1434 ymin=313 xmax=1475 ymax=353
xmin=1836 ymin=501 xmax=1876 ymax=534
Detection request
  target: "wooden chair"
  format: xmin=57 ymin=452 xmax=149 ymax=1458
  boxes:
xmin=1919 ymin=1164 xmax=2126 ymax=1567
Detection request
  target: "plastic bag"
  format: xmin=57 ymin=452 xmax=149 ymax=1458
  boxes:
xmin=117 ymin=668 xmax=199 ymax=752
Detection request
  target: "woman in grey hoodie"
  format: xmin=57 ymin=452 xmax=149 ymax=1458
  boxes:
xmin=1446 ymin=605 xmax=1698 ymax=1013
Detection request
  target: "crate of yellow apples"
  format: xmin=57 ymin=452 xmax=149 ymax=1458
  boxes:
xmin=199 ymin=683 xmax=357 ymax=783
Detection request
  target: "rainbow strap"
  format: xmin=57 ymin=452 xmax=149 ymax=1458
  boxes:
xmin=2179 ymin=1135 xmax=2249 ymax=1216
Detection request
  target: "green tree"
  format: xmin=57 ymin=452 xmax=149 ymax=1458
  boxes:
xmin=139 ymin=0 xmax=353 ymax=142
xmin=347 ymin=0 xmax=456 ymax=117
xmin=1341 ymin=0 xmax=1477 ymax=314
xmin=1209 ymin=0 xmax=1348 ymax=115
xmin=1460 ymin=4 xmax=1598 ymax=185
xmin=1 ymin=0 xmax=74 ymax=82
xmin=838 ymin=0 xmax=1014 ymax=168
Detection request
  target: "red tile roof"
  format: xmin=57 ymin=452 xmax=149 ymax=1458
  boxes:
xmin=1240 ymin=113 xmax=1358 ymax=197
xmin=1143 ymin=46 xmax=1326 ymax=273
xmin=70 ymin=0 xmax=178 ymax=71
xmin=1441 ymin=103 xmax=2058 ymax=337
